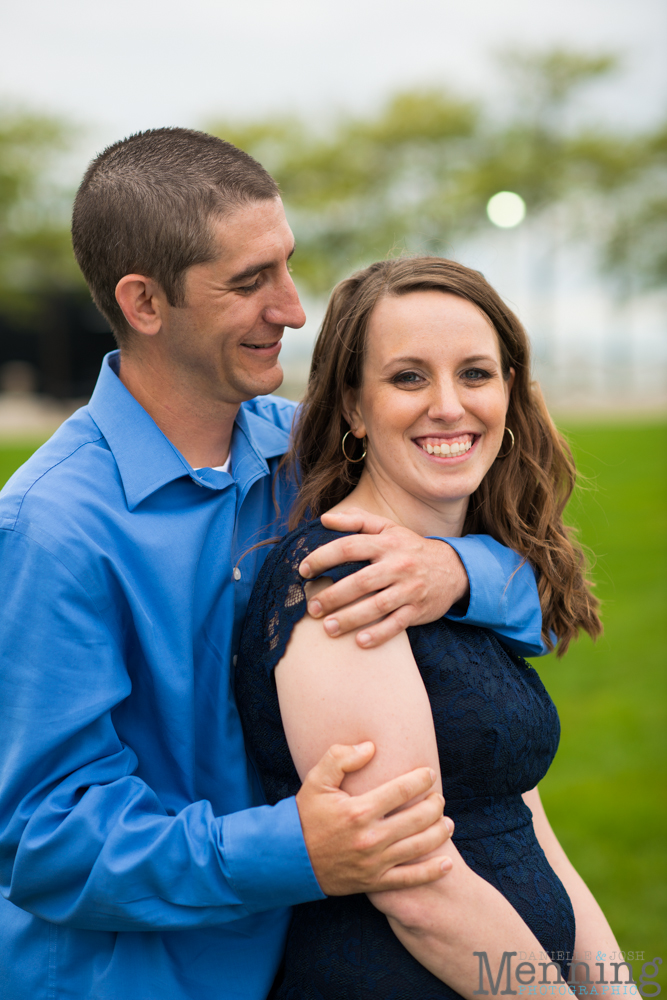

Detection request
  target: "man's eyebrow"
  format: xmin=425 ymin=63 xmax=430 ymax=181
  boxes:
xmin=229 ymin=245 xmax=296 ymax=284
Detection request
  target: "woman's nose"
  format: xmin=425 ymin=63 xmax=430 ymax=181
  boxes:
xmin=427 ymin=381 xmax=466 ymax=425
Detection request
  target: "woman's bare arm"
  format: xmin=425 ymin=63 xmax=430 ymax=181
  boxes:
xmin=276 ymin=579 xmax=560 ymax=999
xmin=523 ymin=787 xmax=622 ymax=986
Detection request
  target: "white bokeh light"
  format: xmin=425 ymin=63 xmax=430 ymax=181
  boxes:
xmin=486 ymin=191 xmax=527 ymax=228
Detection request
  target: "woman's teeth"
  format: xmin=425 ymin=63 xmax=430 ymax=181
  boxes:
xmin=420 ymin=438 xmax=473 ymax=456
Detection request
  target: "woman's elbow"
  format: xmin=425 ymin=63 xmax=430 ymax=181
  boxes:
xmin=368 ymin=868 xmax=461 ymax=936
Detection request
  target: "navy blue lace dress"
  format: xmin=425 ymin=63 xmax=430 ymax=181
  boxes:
xmin=235 ymin=521 xmax=575 ymax=999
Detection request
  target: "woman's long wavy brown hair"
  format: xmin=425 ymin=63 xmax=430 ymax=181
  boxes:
xmin=285 ymin=257 xmax=602 ymax=656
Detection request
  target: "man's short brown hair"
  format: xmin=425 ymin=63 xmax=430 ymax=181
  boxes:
xmin=71 ymin=127 xmax=280 ymax=345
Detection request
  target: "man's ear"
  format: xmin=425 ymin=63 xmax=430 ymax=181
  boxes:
xmin=341 ymin=385 xmax=366 ymax=439
xmin=115 ymin=274 xmax=165 ymax=336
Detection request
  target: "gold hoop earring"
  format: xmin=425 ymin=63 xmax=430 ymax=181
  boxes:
xmin=497 ymin=427 xmax=515 ymax=459
xmin=341 ymin=430 xmax=367 ymax=463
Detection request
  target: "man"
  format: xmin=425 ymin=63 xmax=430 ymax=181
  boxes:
xmin=0 ymin=128 xmax=545 ymax=1000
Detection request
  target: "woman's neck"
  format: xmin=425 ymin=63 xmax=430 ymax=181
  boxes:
xmin=334 ymin=467 xmax=469 ymax=539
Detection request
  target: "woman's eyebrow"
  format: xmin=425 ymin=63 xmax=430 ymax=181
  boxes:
xmin=229 ymin=244 xmax=296 ymax=284
xmin=459 ymin=354 xmax=498 ymax=365
xmin=383 ymin=353 xmax=498 ymax=368
xmin=382 ymin=356 xmax=426 ymax=368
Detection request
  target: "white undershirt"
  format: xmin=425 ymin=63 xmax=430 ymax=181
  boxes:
xmin=194 ymin=452 xmax=232 ymax=475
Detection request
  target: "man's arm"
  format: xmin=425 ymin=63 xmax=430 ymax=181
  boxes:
xmin=0 ymin=528 xmax=450 ymax=931
xmin=441 ymin=534 xmax=546 ymax=657
xmin=299 ymin=509 xmax=547 ymax=656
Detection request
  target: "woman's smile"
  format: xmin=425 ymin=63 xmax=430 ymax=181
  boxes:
xmin=413 ymin=433 xmax=477 ymax=459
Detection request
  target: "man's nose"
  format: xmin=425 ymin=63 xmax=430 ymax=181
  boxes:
xmin=265 ymin=271 xmax=306 ymax=329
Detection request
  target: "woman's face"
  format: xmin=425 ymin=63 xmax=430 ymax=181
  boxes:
xmin=345 ymin=290 xmax=514 ymax=512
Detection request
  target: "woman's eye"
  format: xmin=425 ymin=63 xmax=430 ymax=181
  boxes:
xmin=391 ymin=371 xmax=425 ymax=386
xmin=461 ymin=368 xmax=493 ymax=382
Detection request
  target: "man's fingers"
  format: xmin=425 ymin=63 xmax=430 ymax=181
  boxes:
xmin=378 ymin=791 xmax=447 ymax=846
xmin=373 ymin=853 xmax=453 ymax=893
xmin=299 ymin=533 xmax=393 ymax=580
xmin=307 ymin=566 xmax=387 ymax=619
xmin=382 ymin=815 xmax=454 ymax=868
xmin=318 ymin=592 xmax=397 ymax=637
xmin=320 ymin=507 xmax=394 ymax=536
xmin=358 ymin=767 xmax=439 ymax=820
xmin=352 ymin=607 xmax=415 ymax=648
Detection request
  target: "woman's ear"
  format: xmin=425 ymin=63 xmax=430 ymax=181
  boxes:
xmin=505 ymin=367 xmax=516 ymax=407
xmin=341 ymin=385 xmax=366 ymax=438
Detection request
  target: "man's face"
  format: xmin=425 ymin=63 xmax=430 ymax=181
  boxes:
xmin=158 ymin=197 xmax=306 ymax=404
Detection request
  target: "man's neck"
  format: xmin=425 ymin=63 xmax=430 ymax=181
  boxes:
xmin=118 ymin=352 xmax=238 ymax=469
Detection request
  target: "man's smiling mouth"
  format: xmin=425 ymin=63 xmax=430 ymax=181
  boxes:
xmin=240 ymin=339 xmax=282 ymax=351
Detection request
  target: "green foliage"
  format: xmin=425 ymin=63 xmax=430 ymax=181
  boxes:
xmin=2 ymin=421 xmax=665 ymax=952
xmin=0 ymin=110 xmax=82 ymax=317
xmin=210 ymin=48 xmax=667 ymax=295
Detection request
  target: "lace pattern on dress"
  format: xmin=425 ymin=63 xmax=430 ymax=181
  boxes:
xmin=235 ymin=519 xmax=575 ymax=1000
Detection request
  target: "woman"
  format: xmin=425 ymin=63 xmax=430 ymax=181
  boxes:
xmin=235 ymin=258 xmax=620 ymax=999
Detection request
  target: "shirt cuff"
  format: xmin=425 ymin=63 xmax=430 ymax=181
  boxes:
xmin=429 ymin=534 xmax=547 ymax=657
xmin=220 ymin=796 xmax=326 ymax=913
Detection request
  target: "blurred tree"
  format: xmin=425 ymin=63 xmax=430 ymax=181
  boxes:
xmin=0 ymin=52 xmax=663 ymax=315
xmin=213 ymin=90 xmax=480 ymax=291
xmin=209 ymin=49 xmax=666 ymax=296
xmin=602 ymin=121 xmax=667 ymax=291
xmin=0 ymin=111 xmax=82 ymax=317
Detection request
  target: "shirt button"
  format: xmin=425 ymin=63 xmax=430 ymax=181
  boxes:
xmin=233 ymin=567 xmax=241 ymax=581
xmin=233 ymin=655 xmax=238 ymax=667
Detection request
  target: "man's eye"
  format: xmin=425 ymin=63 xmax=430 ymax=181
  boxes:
xmin=237 ymin=281 xmax=259 ymax=294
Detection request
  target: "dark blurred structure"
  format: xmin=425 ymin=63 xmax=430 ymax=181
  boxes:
xmin=0 ymin=293 xmax=115 ymax=399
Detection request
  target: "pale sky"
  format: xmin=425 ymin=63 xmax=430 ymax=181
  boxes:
xmin=1 ymin=0 xmax=666 ymax=177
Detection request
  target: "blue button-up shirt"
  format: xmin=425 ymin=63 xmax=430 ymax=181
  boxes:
xmin=0 ymin=353 xmax=545 ymax=1000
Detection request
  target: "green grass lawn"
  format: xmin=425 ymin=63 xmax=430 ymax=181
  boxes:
xmin=532 ymin=422 xmax=666 ymax=960
xmin=1 ymin=422 xmax=665 ymax=958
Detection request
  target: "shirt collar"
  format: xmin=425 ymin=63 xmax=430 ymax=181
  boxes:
xmin=87 ymin=352 xmax=290 ymax=511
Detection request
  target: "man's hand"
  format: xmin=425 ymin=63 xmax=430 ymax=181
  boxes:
xmin=299 ymin=508 xmax=469 ymax=648
xmin=296 ymin=742 xmax=454 ymax=896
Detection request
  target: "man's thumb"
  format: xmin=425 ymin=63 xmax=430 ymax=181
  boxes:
xmin=321 ymin=507 xmax=393 ymax=535
xmin=314 ymin=741 xmax=375 ymax=788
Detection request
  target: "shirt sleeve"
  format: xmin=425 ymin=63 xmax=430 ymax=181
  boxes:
xmin=433 ymin=533 xmax=549 ymax=657
xmin=0 ymin=527 xmax=323 ymax=933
